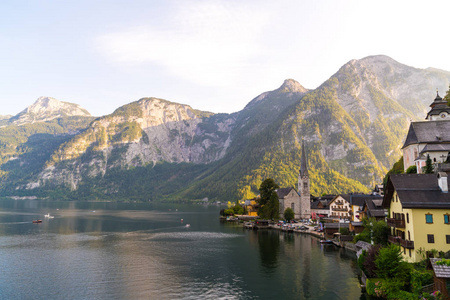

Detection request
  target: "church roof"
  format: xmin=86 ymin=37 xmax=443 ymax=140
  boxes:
xmin=426 ymin=92 xmax=450 ymax=119
xmin=420 ymin=143 xmax=450 ymax=153
xmin=276 ymin=187 xmax=298 ymax=199
xmin=300 ymin=141 xmax=308 ymax=177
xmin=402 ymin=121 xmax=450 ymax=149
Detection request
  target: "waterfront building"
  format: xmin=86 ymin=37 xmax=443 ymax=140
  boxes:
xmin=383 ymin=172 xmax=450 ymax=262
xmin=277 ymin=141 xmax=311 ymax=220
xmin=310 ymin=195 xmax=334 ymax=219
xmin=277 ymin=187 xmax=301 ymax=219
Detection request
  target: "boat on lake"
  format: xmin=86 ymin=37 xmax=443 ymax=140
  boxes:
xmin=319 ymin=239 xmax=333 ymax=244
xmin=45 ymin=213 xmax=54 ymax=218
xmin=32 ymin=220 xmax=42 ymax=223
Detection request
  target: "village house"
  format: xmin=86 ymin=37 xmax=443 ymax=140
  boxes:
xmin=244 ymin=198 xmax=259 ymax=217
xmin=328 ymin=193 xmax=384 ymax=233
xmin=359 ymin=198 xmax=386 ymax=221
xmin=383 ymin=172 xmax=450 ymax=263
xmin=310 ymin=195 xmax=334 ymax=219
xmin=402 ymin=92 xmax=450 ymax=173
xmin=329 ymin=194 xmax=352 ymax=220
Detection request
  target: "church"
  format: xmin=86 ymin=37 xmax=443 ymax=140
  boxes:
xmin=277 ymin=142 xmax=311 ymax=220
xmin=402 ymin=91 xmax=450 ymax=172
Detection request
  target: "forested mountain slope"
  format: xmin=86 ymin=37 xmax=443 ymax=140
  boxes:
xmin=3 ymin=56 xmax=450 ymax=201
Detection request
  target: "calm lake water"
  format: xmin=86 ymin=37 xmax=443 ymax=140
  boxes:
xmin=0 ymin=199 xmax=366 ymax=299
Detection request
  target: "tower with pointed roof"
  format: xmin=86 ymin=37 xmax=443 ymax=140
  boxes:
xmin=426 ymin=91 xmax=450 ymax=121
xmin=298 ymin=141 xmax=311 ymax=219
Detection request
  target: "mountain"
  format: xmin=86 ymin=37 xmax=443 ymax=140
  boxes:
xmin=3 ymin=55 xmax=450 ymax=201
xmin=10 ymin=97 xmax=91 ymax=125
xmin=0 ymin=97 xmax=94 ymax=192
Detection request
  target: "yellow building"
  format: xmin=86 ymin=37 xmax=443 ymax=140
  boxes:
xmin=383 ymin=172 xmax=450 ymax=262
xmin=245 ymin=199 xmax=258 ymax=217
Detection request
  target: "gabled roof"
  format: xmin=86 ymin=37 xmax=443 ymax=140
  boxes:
xmin=276 ymin=187 xmax=298 ymax=199
xmin=402 ymin=120 xmax=450 ymax=149
xmin=331 ymin=194 xmax=382 ymax=207
xmin=311 ymin=199 xmax=330 ymax=209
xmin=364 ymin=199 xmax=386 ymax=218
xmin=383 ymin=173 xmax=450 ymax=209
xmin=430 ymin=258 xmax=450 ymax=278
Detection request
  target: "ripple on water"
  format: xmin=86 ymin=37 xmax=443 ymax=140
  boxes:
xmin=146 ymin=231 xmax=245 ymax=242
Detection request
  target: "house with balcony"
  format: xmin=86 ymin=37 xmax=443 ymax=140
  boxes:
xmin=383 ymin=172 xmax=450 ymax=262
xmin=329 ymin=195 xmax=352 ymax=220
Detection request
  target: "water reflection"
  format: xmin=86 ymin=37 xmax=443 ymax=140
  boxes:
xmin=256 ymin=230 xmax=280 ymax=270
xmin=0 ymin=200 xmax=365 ymax=299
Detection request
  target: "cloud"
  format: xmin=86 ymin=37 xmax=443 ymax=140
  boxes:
xmin=97 ymin=1 xmax=270 ymax=87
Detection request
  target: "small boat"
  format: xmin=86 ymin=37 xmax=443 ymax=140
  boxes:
xmin=32 ymin=220 xmax=42 ymax=223
xmin=185 ymin=224 xmax=190 ymax=228
xmin=44 ymin=213 xmax=54 ymax=218
xmin=319 ymin=239 xmax=333 ymax=244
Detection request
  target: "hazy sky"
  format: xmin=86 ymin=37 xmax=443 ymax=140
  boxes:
xmin=1 ymin=0 xmax=449 ymax=117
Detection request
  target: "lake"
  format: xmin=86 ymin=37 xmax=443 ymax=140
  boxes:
xmin=0 ymin=199 xmax=367 ymax=299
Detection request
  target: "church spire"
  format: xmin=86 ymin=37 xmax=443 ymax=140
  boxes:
xmin=300 ymin=140 xmax=308 ymax=177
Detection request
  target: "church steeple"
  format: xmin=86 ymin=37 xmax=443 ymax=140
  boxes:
xmin=426 ymin=90 xmax=450 ymax=120
xmin=300 ymin=140 xmax=309 ymax=177
xmin=298 ymin=140 xmax=311 ymax=219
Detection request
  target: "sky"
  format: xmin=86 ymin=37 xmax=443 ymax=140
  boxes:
xmin=1 ymin=0 xmax=450 ymax=117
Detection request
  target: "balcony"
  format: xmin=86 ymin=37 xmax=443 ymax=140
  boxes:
xmin=388 ymin=235 xmax=400 ymax=244
xmin=387 ymin=218 xmax=405 ymax=228
xmin=388 ymin=236 xmax=414 ymax=249
xmin=400 ymin=239 xmax=414 ymax=249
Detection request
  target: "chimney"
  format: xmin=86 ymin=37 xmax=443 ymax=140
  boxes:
xmin=437 ymin=172 xmax=448 ymax=193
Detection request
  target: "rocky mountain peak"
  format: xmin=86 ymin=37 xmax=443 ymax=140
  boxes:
xmin=277 ymin=79 xmax=308 ymax=93
xmin=11 ymin=96 xmax=91 ymax=125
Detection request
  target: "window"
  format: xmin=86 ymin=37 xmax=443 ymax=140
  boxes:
xmin=409 ymin=249 xmax=411 ymax=257
xmin=427 ymin=234 xmax=435 ymax=243
xmin=426 ymin=214 xmax=433 ymax=224
xmin=291 ymin=203 xmax=295 ymax=210
xmin=406 ymin=213 xmax=409 ymax=223
xmin=447 ymin=235 xmax=450 ymax=244
xmin=303 ymin=182 xmax=308 ymax=189
xmin=445 ymin=215 xmax=449 ymax=224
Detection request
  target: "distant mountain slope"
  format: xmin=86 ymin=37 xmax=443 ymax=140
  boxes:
xmin=4 ymin=55 xmax=450 ymax=201
xmin=10 ymin=97 xmax=91 ymax=125
xmin=0 ymin=97 xmax=94 ymax=192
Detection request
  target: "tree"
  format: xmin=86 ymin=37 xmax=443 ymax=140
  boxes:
xmin=424 ymin=154 xmax=434 ymax=174
xmin=257 ymin=178 xmax=280 ymax=219
xmin=375 ymin=243 xmax=403 ymax=279
xmin=258 ymin=178 xmax=279 ymax=206
xmin=372 ymin=219 xmax=390 ymax=245
xmin=284 ymin=208 xmax=294 ymax=222
xmin=443 ymin=85 xmax=450 ymax=106
xmin=406 ymin=165 xmax=417 ymax=174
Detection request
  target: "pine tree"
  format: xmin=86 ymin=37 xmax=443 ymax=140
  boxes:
xmin=424 ymin=154 xmax=434 ymax=174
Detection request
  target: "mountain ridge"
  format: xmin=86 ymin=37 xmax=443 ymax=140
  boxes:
xmin=2 ymin=55 xmax=450 ymax=201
